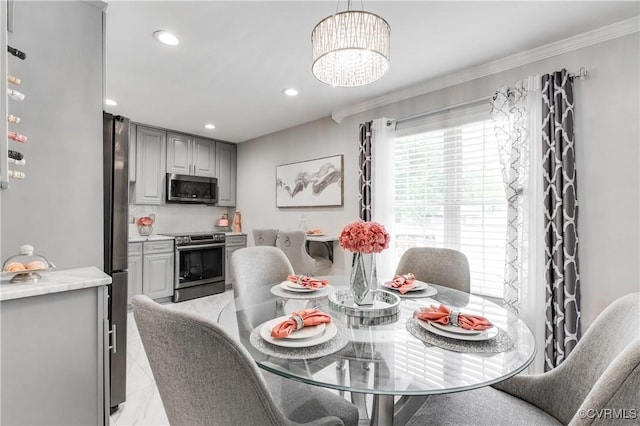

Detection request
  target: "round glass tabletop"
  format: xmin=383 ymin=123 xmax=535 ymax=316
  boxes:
xmin=218 ymin=277 xmax=536 ymax=396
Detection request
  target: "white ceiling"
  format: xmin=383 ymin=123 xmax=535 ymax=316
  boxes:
xmin=104 ymin=1 xmax=639 ymax=143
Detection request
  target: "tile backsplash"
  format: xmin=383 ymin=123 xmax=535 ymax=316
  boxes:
xmin=129 ymin=204 xmax=231 ymax=237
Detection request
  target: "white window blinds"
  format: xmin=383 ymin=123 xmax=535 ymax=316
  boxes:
xmin=393 ymin=105 xmax=507 ymax=298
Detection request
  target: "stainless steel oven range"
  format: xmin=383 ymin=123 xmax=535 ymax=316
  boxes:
xmin=167 ymin=232 xmax=226 ymax=302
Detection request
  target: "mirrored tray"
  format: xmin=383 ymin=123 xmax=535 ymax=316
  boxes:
xmin=329 ymin=289 xmax=400 ymax=319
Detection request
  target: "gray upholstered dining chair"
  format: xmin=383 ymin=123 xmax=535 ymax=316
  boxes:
xmin=395 ymin=247 xmax=471 ymax=293
xmin=230 ymin=246 xmax=294 ymax=339
xmin=407 ymin=292 xmax=640 ymax=425
xmin=253 ymin=228 xmax=278 ymax=246
xmin=132 ymin=295 xmax=359 ymax=426
xmin=277 ymin=230 xmax=332 ymax=276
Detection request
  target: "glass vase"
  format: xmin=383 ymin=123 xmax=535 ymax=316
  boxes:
xmin=350 ymin=252 xmax=377 ymax=305
xmin=138 ymin=225 xmax=153 ymax=236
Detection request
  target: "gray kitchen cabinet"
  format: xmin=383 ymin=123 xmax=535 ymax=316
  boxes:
xmin=127 ymin=242 xmax=143 ymax=304
xmin=225 ymin=234 xmax=247 ymax=285
xmin=129 ymin=122 xmax=137 ymax=182
xmin=216 ymin=142 xmax=237 ymax=206
xmin=128 ymin=240 xmax=174 ymax=301
xmin=167 ymin=132 xmax=216 ymax=178
xmin=142 ymin=240 xmax=175 ymax=300
xmin=1 ymin=277 xmax=109 ymax=425
xmin=134 ymin=125 xmax=167 ymax=204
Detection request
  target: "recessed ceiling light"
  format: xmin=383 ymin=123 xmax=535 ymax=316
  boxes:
xmin=105 ymin=99 xmax=117 ymax=106
xmin=204 ymin=124 xmax=216 ymax=130
xmin=153 ymin=30 xmax=180 ymax=46
xmin=283 ymin=88 xmax=299 ymax=96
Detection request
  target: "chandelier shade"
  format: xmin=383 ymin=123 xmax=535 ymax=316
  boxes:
xmin=311 ymin=10 xmax=390 ymax=87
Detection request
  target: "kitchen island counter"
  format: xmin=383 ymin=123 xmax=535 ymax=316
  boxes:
xmin=0 ymin=266 xmax=111 ymax=301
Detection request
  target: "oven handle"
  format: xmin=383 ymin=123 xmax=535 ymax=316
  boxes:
xmin=176 ymin=243 xmax=226 ymax=252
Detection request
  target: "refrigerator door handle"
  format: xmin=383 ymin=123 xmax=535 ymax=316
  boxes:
xmin=108 ymin=324 xmax=117 ymax=354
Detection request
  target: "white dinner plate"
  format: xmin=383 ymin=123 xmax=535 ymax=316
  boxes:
xmin=417 ymin=319 xmax=498 ymax=341
xmin=382 ymin=279 xmax=430 ymax=293
xmin=260 ymin=316 xmax=337 ymax=348
xmin=429 ymin=321 xmax=483 ymax=335
xmin=280 ymin=281 xmax=323 ymax=292
xmin=306 ymin=232 xmax=325 ymax=236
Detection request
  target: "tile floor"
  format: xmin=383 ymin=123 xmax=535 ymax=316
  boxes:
xmin=109 ymin=289 xmax=235 ymax=425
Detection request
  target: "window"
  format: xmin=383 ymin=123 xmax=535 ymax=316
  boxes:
xmin=392 ymin=106 xmax=507 ymax=298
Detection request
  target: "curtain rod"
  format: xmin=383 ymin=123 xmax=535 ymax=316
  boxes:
xmin=390 ymin=95 xmax=492 ymax=127
xmin=390 ymin=67 xmax=588 ymax=127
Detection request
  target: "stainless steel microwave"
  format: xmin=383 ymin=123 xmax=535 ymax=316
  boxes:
xmin=166 ymin=173 xmax=218 ymax=205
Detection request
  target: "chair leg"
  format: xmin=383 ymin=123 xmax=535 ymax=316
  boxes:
xmin=335 ymin=359 xmax=346 ymax=397
xmin=348 ymin=361 xmax=371 ymax=420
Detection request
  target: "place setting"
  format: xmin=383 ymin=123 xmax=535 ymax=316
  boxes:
xmin=250 ymin=308 xmax=349 ymax=359
xmin=406 ymin=303 xmax=514 ymax=353
xmin=270 ymin=274 xmax=334 ymax=300
xmin=380 ymin=273 xmax=438 ymax=298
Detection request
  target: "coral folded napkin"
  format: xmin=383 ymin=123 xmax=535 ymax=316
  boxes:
xmin=270 ymin=309 xmax=332 ymax=339
xmin=388 ymin=273 xmax=416 ymax=294
xmin=287 ymin=274 xmax=328 ymax=288
xmin=414 ymin=304 xmax=493 ymax=330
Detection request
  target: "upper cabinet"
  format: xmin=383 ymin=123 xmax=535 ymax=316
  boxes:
xmin=134 ymin=126 xmax=166 ymax=205
xmin=129 ymin=123 xmax=137 ymax=182
xmin=167 ymin=133 xmax=215 ymax=178
xmin=131 ymin=123 xmax=236 ymax=206
xmin=216 ymin=142 xmax=237 ymax=207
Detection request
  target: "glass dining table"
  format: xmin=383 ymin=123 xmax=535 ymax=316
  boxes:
xmin=217 ymin=276 xmax=536 ymax=426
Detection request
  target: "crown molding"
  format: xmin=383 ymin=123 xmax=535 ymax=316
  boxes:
xmin=331 ymin=16 xmax=640 ymax=124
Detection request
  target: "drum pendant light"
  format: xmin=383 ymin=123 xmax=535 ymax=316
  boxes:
xmin=311 ymin=1 xmax=390 ymax=87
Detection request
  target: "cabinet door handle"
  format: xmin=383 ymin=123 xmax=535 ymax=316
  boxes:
xmin=108 ymin=324 xmax=117 ymax=354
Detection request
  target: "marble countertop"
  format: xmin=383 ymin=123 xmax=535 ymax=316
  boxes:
xmin=0 ymin=266 xmax=111 ymax=302
xmin=129 ymin=234 xmax=175 ymax=243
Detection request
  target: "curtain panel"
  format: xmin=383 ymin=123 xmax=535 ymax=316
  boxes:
xmin=490 ymin=82 xmax=529 ymax=314
xmin=541 ymin=69 xmax=581 ymax=371
xmin=358 ymin=121 xmax=373 ymax=222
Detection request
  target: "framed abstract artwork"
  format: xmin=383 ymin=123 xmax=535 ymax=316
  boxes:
xmin=276 ymin=155 xmax=344 ymax=207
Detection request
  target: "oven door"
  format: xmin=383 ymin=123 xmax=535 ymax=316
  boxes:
xmin=175 ymin=243 xmax=225 ymax=289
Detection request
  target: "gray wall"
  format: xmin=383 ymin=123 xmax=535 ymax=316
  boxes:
xmin=1 ymin=1 xmax=104 ymax=269
xmin=237 ymin=32 xmax=639 ymax=329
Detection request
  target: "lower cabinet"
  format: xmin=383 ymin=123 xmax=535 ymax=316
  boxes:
xmin=225 ymin=234 xmax=247 ymax=285
xmin=128 ymin=242 xmax=143 ymax=304
xmin=128 ymin=240 xmax=174 ymax=302
xmin=1 ymin=284 xmax=108 ymax=425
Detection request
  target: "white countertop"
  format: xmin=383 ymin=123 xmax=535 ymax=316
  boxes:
xmin=128 ymin=234 xmax=175 ymax=243
xmin=225 ymin=232 xmax=246 ymax=236
xmin=0 ymin=266 xmax=111 ymax=302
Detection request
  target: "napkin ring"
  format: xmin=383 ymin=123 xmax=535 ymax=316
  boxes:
xmin=291 ymin=313 xmax=304 ymax=330
xmin=450 ymin=310 xmax=460 ymax=327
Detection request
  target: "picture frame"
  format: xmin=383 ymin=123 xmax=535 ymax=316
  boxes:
xmin=276 ymin=155 xmax=344 ymax=208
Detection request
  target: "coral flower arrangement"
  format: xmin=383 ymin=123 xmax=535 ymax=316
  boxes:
xmin=136 ymin=216 xmax=155 ymax=227
xmin=339 ymin=220 xmax=390 ymax=254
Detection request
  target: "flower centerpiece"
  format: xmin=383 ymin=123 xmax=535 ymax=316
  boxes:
xmin=136 ymin=215 xmax=155 ymax=236
xmin=339 ymin=220 xmax=390 ymax=305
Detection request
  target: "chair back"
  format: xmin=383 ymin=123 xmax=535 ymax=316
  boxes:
xmin=132 ymin=295 xmax=289 ymax=426
xmin=549 ymin=292 xmax=639 ymax=424
xmin=253 ymin=228 xmax=278 ymax=246
xmin=395 ymin=247 xmax=471 ymax=293
xmin=230 ymin=246 xmax=293 ymax=347
xmin=276 ymin=230 xmax=319 ymax=275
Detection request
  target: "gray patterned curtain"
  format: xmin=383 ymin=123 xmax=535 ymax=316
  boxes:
xmin=358 ymin=121 xmax=373 ymax=222
xmin=541 ymin=69 xmax=581 ymax=371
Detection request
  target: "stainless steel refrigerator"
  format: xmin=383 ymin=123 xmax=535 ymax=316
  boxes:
xmin=103 ymin=112 xmax=129 ymax=411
